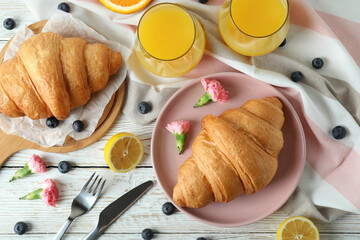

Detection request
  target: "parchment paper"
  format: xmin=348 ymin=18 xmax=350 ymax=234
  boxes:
xmin=0 ymin=12 xmax=131 ymax=147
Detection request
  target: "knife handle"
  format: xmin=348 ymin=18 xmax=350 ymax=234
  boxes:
xmin=83 ymin=227 xmax=101 ymax=240
xmin=53 ymin=218 xmax=73 ymax=240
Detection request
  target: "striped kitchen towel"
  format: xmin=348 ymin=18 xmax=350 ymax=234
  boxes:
xmin=25 ymin=0 xmax=360 ymax=221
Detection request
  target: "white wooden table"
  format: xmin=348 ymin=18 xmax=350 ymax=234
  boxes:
xmin=1 ymin=2 xmax=360 ymax=239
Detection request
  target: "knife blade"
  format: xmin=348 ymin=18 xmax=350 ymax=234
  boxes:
xmin=83 ymin=180 xmax=154 ymax=240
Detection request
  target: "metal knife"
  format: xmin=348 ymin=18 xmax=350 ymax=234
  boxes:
xmin=83 ymin=180 xmax=154 ymax=240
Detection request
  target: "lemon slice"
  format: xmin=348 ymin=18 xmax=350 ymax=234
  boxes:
xmin=277 ymin=216 xmax=320 ymax=240
xmin=99 ymin=0 xmax=152 ymax=14
xmin=104 ymin=132 xmax=144 ymax=173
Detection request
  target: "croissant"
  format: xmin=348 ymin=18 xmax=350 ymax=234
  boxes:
xmin=173 ymin=97 xmax=285 ymax=208
xmin=0 ymin=32 xmax=122 ymax=120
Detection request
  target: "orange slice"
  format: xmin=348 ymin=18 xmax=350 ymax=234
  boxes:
xmin=104 ymin=132 xmax=144 ymax=173
xmin=99 ymin=0 xmax=152 ymax=14
xmin=277 ymin=216 xmax=320 ymax=240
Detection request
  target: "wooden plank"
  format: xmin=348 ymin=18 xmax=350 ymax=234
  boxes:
xmin=1 ymin=168 xmax=360 ymax=235
xmin=0 ymin=1 xmax=35 ymax=40
xmin=0 ymin=1 xmax=359 ymax=239
xmin=1 ymin=115 xmax=155 ymax=167
xmin=1 ymin=233 xmax=359 ymax=240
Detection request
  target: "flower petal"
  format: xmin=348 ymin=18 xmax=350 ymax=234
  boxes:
xmin=166 ymin=120 xmax=191 ymax=135
xmin=41 ymin=179 xmax=59 ymax=207
xmin=201 ymin=78 xmax=229 ymax=103
xmin=27 ymin=154 xmax=47 ymax=173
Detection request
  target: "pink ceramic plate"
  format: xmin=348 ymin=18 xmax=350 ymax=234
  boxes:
xmin=152 ymin=72 xmax=305 ymax=227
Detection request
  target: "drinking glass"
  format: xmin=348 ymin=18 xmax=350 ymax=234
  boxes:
xmin=135 ymin=3 xmax=206 ymax=78
xmin=218 ymin=0 xmax=289 ymax=56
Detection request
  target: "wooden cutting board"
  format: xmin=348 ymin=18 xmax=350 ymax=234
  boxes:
xmin=0 ymin=20 xmax=125 ymax=167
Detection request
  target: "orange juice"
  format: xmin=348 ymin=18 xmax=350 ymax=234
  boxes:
xmin=135 ymin=3 xmax=205 ymax=77
xmin=219 ymin=0 xmax=289 ymax=56
xmin=138 ymin=4 xmax=195 ymax=60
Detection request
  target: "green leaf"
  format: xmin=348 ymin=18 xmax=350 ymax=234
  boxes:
xmin=20 ymin=188 xmax=43 ymax=200
xmin=9 ymin=164 xmax=33 ymax=182
xmin=193 ymin=92 xmax=213 ymax=108
xmin=175 ymin=133 xmax=187 ymax=155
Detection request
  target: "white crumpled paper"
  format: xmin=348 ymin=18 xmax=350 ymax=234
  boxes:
xmin=0 ymin=12 xmax=131 ymax=147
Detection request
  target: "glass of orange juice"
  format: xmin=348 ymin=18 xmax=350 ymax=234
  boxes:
xmin=135 ymin=3 xmax=206 ymax=78
xmin=218 ymin=0 xmax=289 ymax=56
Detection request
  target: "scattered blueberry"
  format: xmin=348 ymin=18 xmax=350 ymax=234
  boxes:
xmin=196 ymin=238 xmax=207 ymax=240
xmin=332 ymin=126 xmax=346 ymax=140
xmin=290 ymin=71 xmax=303 ymax=82
xmin=3 ymin=18 xmax=16 ymax=30
xmin=72 ymin=120 xmax=85 ymax=133
xmin=312 ymin=57 xmax=324 ymax=69
xmin=58 ymin=161 xmax=71 ymax=174
xmin=141 ymin=228 xmax=154 ymax=240
xmin=138 ymin=102 xmax=151 ymax=114
xmin=199 ymin=0 xmax=209 ymax=3
xmin=162 ymin=202 xmax=176 ymax=215
xmin=14 ymin=222 xmax=28 ymax=235
xmin=279 ymin=38 xmax=286 ymax=47
xmin=58 ymin=2 xmax=70 ymax=12
xmin=46 ymin=117 xmax=60 ymax=128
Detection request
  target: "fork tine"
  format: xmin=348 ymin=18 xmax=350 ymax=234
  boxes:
xmin=81 ymin=172 xmax=96 ymax=191
xmin=87 ymin=175 xmax=99 ymax=192
xmin=94 ymin=179 xmax=106 ymax=199
xmin=91 ymin=177 xmax=103 ymax=195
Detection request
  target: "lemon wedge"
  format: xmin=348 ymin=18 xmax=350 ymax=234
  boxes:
xmin=104 ymin=132 xmax=144 ymax=173
xmin=277 ymin=216 xmax=320 ymax=240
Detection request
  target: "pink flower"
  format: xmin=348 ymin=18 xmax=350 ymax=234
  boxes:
xmin=40 ymin=179 xmax=59 ymax=207
xmin=201 ymin=78 xmax=228 ymax=103
xmin=166 ymin=120 xmax=190 ymax=135
xmin=27 ymin=154 xmax=47 ymax=173
xmin=20 ymin=179 xmax=59 ymax=207
xmin=10 ymin=154 xmax=47 ymax=182
xmin=166 ymin=120 xmax=191 ymax=155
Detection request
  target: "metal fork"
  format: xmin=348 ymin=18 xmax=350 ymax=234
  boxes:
xmin=53 ymin=172 xmax=106 ymax=240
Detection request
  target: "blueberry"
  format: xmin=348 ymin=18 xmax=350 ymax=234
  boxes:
xmin=196 ymin=238 xmax=207 ymax=240
xmin=72 ymin=120 xmax=85 ymax=132
xmin=162 ymin=202 xmax=176 ymax=215
xmin=3 ymin=18 xmax=16 ymax=30
xmin=290 ymin=71 xmax=303 ymax=82
xmin=14 ymin=222 xmax=28 ymax=235
xmin=46 ymin=117 xmax=60 ymax=128
xmin=141 ymin=228 xmax=154 ymax=240
xmin=138 ymin=102 xmax=151 ymax=114
xmin=279 ymin=38 xmax=286 ymax=47
xmin=199 ymin=0 xmax=209 ymax=3
xmin=312 ymin=57 xmax=324 ymax=69
xmin=332 ymin=126 xmax=346 ymax=140
xmin=58 ymin=2 xmax=70 ymax=12
xmin=58 ymin=161 xmax=71 ymax=174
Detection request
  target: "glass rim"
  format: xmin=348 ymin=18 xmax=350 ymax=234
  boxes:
xmin=229 ymin=0 xmax=290 ymax=38
xmin=137 ymin=2 xmax=197 ymax=62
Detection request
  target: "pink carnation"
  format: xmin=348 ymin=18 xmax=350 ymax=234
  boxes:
xmin=27 ymin=154 xmax=47 ymax=173
xmin=201 ymin=78 xmax=229 ymax=103
xmin=41 ymin=179 xmax=59 ymax=207
xmin=166 ymin=120 xmax=190 ymax=135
